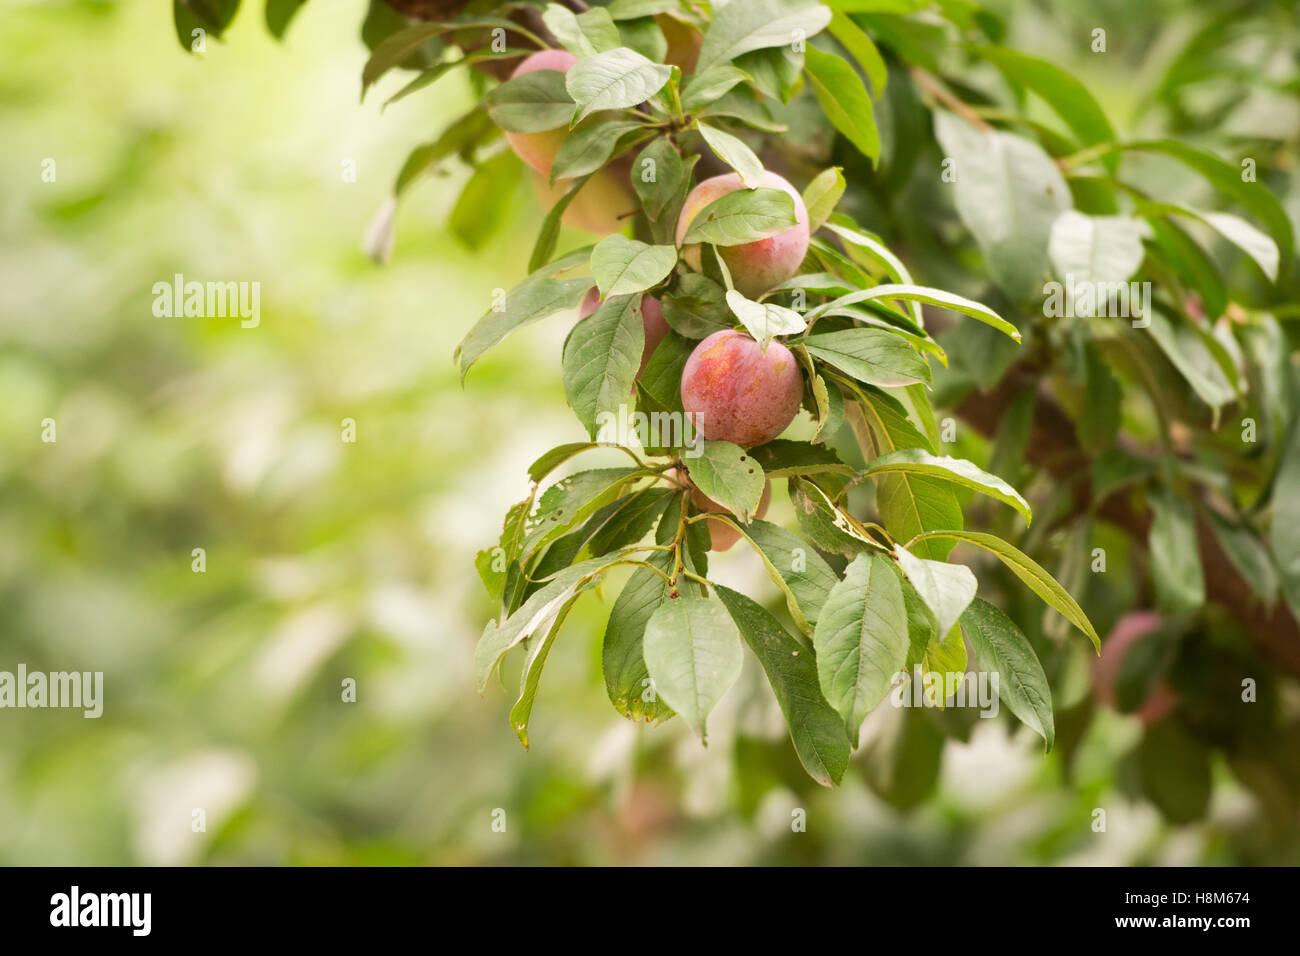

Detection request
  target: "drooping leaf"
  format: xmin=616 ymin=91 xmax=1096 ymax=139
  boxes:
xmin=893 ymin=544 xmax=977 ymax=637
xmin=695 ymin=122 xmax=765 ymax=187
xmin=643 ymin=596 xmax=745 ymax=739
xmin=716 ymin=585 xmax=851 ymax=786
xmin=603 ymin=551 xmax=676 ymax=724
xmin=802 ymin=167 xmax=845 ymax=234
xmin=1149 ymin=491 xmax=1206 ymax=614
xmin=960 ymin=597 xmax=1055 ymax=751
xmin=859 ymin=448 xmax=1032 ymax=525
xmin=813 ymin=553 xmax=910 ymax=736
xmin=804 ymin=46 xmax=880 ymax=163
xmin=562 ymin=295 xmax=647 ymax=438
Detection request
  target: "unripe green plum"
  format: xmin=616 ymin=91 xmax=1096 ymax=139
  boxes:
xmin=675 ymin=171 xmax=810 ymax=298
xmin=1093 ymin=611 xmax=1178 ymax=724
xmin=680 ymin=329 xmax=803 ymax=447
xmin=579 ymin=288 xmax=669 ymax=378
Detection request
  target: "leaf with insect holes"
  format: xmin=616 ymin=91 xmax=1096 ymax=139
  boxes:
xmin=682 ymin=187 xmax=798 ymax=246
xmin=813 ymin=553 xmax=910 ymax=736
xmin=644 ymin=596 xmax=744 ymax=739
xmin=566 ymin=46 xmax=673 ymax=123
xmin=591 ymin=236 xmax=677 ymax=298
xmin=726 ymin=290 xmax=806 ymax=344
xmin=685 ymin=441 xmax=765 ymax=520
xmin=696 ymin=123 xmax=764 ymax=187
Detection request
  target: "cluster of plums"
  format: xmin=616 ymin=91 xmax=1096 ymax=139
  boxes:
xmin=506 ymin=51 xmax=813 ymax=549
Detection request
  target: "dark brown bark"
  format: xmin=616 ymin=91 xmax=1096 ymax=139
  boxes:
xmin=956 ymin=369 xmax=1300 ymax=677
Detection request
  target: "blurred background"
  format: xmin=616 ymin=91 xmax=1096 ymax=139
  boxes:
xmin=1 ymin=0 xmax=1297 ymax=865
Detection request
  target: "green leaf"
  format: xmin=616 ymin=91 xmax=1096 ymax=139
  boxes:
xmin=851 ymin=387 xmax=962 ymax=561
xmin=716 ymin=586 xmax=851 ymax=786
xmin=908 ymin=530 xmax=1101 ymax=651
xmin=682 ymin=64 xmax=749 ymax=112
xmin=1273 ymin=420 xmax=1300 ymax=618
xmin=543 ymin=4 xmax=621 ymax=56
xmin=523 ymin=467 xmax=651 ymax=556
xmin=550 ymin=120 xmax=646 ymax=183
xmin=603 ymin=552 xmax=676 ymax=723
xmin=960 ymin=597 xmax=1055 ymax=750
xmin=475 ymin=555 xmax=625 ymax=691
xmin=695 ymin=122 xmax=765 ymax=187
xmin=683 ymin=441 xmax=766 ymax=519
xmin=893 ymin=544 xmax=977 ymax=637
xmin=591 ymin=236 xmax=678 ymax=297
xmin=725 ymin=290 xmax=806 ymax=344
xmin=485 ymin=69 xmax=575 ymax=133
xmin=633 ymin=136 xmax=693 ymax=226
xmin=455 ymin=248 xmax=594 ymax=379
xmin=587 ymin=487 xmax=675 ymax=556
xmin=860 ymin=449 xmax=1032 ymax=525
xmin=696 ymin=0 xmax=832 ymax=73
xmin=681 ymin=186 xmax=798 ymax=246
xmin=974 ymin=46 xmax=1116 ymax=170
xmin=932 ymin=112 xmax=1072 ymax=301
xmin=1125 ymin=139 xmax=1294 ymax=272
xmin=528 ymin=173 xmax=593 ymax=273
xmin=566 ymin=46 xmax=673 ymax=123
xmin=800 ymin=328 xmax=931 ymax=387
xmin=1047 ymin=211 xmax=1148 ymax=290
xmin=449 ymin=150 xmax=522 ymax=250
xmin=643 ymin=596 xmax=745 ymax=739
xmin=363 ymin=18 xmax=530 ymax=98
xmin=1144 ymin=203 xmax=1281 ymax=283
xmin=748 ymin=440 xmax=853 ymax=479
xmin=804 ymin=47 xmax=880 ymax=163
xmin=1145 ymin=311 xmax=1235 ymax=416
xmin=813 ymin=553 xmax=910 ymax=736
xmin=1149 ymin=492 xmax=1205 ymax=614
xmin=738 ymin=519 xmax=840 ymax=630
xmin=828 ymin=10 xmax=887 ymax=94
xmin=809 ymin=283 xmax=1018 ymax=341
xmin=382 ymin=49 xmax=534 ymax=110
xmin=608 ymin=0 xmax=681 ymax=18
xmin=174 ymin=0 xmax=240 ymax=52
xmin=509 ymin=600 xmax=576 ymax=748
xmin=562 ymin=295 xmax=646 ymax=438
xmin=660 ymin=274 xmax=732 ymax=338
xmin=637 ymin=331 xmax=693 ymax=417
xmin=788 ymin=476 xmax=877 ymax=557
xmin=802 ymin=167 xmax=845 ymax=234
xmin=266 ymin=0 xmax=307 ymax=39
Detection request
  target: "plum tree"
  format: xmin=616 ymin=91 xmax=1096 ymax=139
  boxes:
xmin=680 ymin=330 xmax=804 ymax=447
xmin=676 ymin=172 xmax=810 ymax=298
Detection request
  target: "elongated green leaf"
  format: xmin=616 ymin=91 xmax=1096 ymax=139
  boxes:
xmin=644 ymin=596 xmax=744 ymax=739
xmin=523 ymin=466 xmax=651 ymax=556
xmin=696 ymin=122 xmax=765 ymax=187
xmin=682 ymin=64 xmax=749 ymax=112
xmin=893 ymin=544 xmax=977 ymax=637
xmin=591 ymin=236 xmax=678 ymax=297
xmin=509 ymin=600 xmax=576 ymax=748
xmin=960 ymin=597 xmax=1054 ymax=751
xmin=810 ymin=283 xmax=1019 ymax=341
xmin=908 ymin=530 xmax=1101 ymax=650
xmin=455 ymin=248 xmax=594 ymax=378
xmin=266 ymin=0 xmax=307 ymax=39
xmin=696 ymin=0 xmax=832 ymax=73
xmin=363 ymin=18 xmax=534 ymax=97
xmin=738 ymin=519 xmax=840 ymax=630
xmin=1047 ymin=211 xmax=1147 ymax=290
xmin=974 ymin=46 xmax=1115 ymax=170
xmin=567 ymin=46 xmax=673 ymax=122
xmin=932 ymin=112 xmax=1072 ymax=301
xmin=485 ymin=68 xmax=574 ymax=132
xmin=748 ymin=440 xmax=853 ymax=479
xmin=603 ymin=552 xmax=676 ymax=723
xmin=802 ymin=167 xmax=845 ymax=234
xmin=801 ymin=328 xmax=931 ymax=387
xmin=634 ymin=136 xmax=693 ymax=228
xmin=1207 ymin=512 xmax=1278 ymax=607
xmin=804 ymin=47 xmax=880 ymax=163
xmin=828 ymin=10 xmax=887 ymax=94
xmin=716 ymin=585 xmax=850 ymax=786
xmin=449 ymin=150 xmax=521 ymax=250
xmin=861 ymin=449 xmax=1031 ymax=525
xmin=528 ymin=173 xmax=593 ymax=273
xmin=551 ymin=120 xmax=646 ymax=183
xmin=1150 ymin=492 xmax=1205 ymax=614
xmin=683 ymin=441 xmax=766 ymax=519
xmin=562 ymin=295 xmax=646 ymax=438
xmin=813 ymin=553 xmax=910 ymax=736
xmin=681 ymin=186 xmax=798 ymax=245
